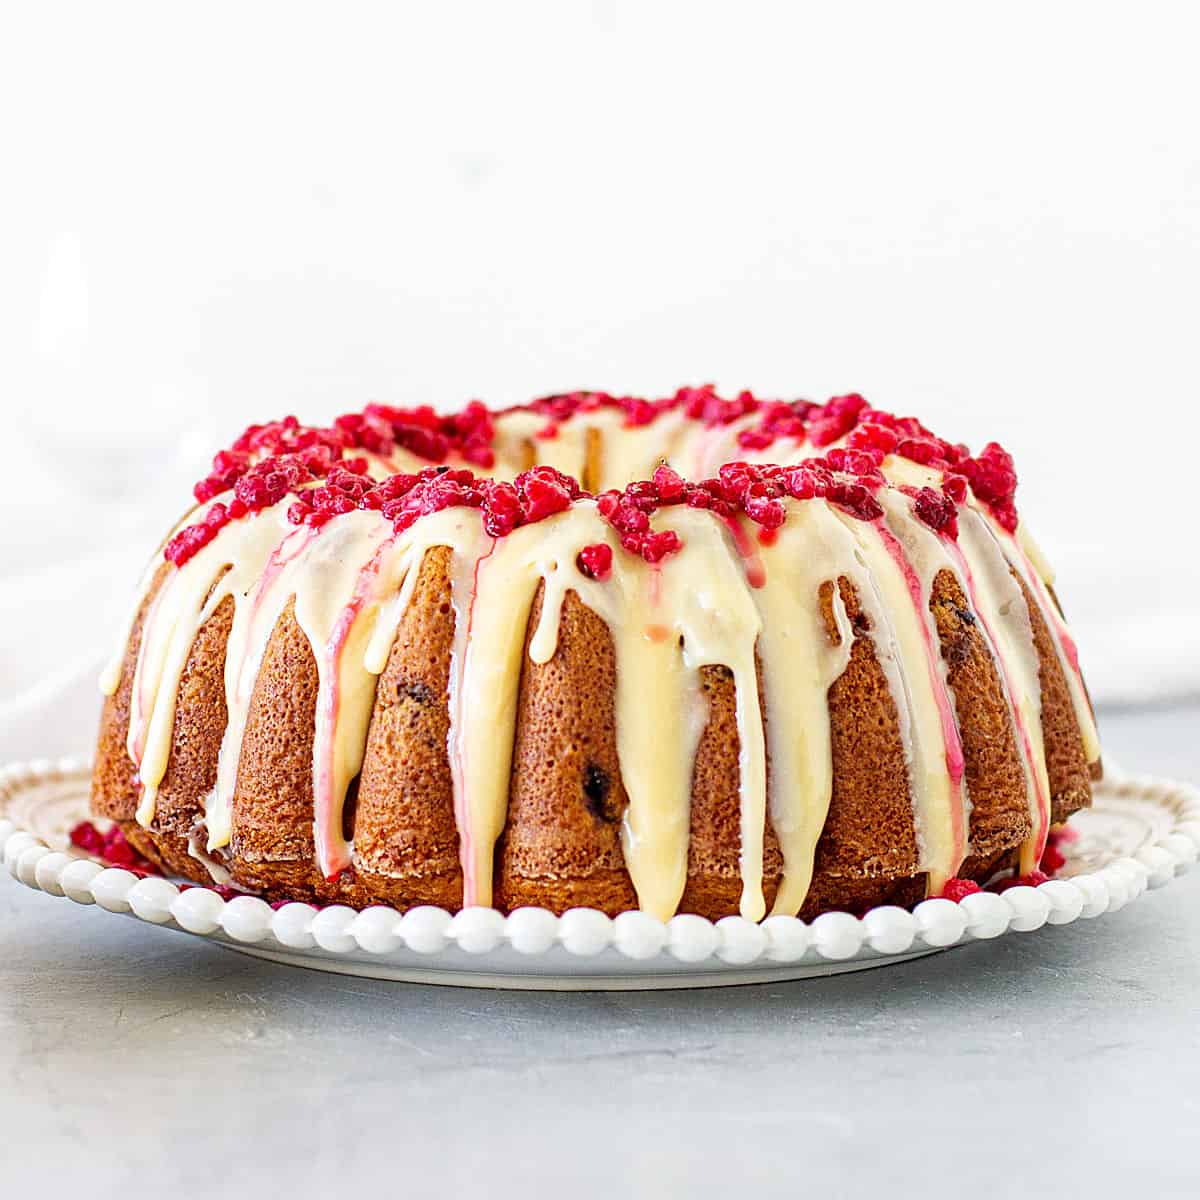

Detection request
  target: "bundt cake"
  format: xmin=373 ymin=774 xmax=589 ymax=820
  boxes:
xmin=89 ymin=388 xmax=1101 ymax=922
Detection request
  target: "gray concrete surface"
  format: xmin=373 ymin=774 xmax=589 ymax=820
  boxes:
xmin=2 ymin=704 xmax=1198 ymax=1199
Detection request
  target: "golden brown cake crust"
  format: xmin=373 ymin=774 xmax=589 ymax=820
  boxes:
xmin=352 ymin=545 xmax=465 ymax=910
xmin=92 ymin=565 xmax=225 ymax=882
xmin=226 ymin=600 xmax=337 ymax=901
xmin=91 ymin=563 xmax=170 ymax=826
xmin=814 ymin=578 xmax=920 ymax=886
xmin=677 ymin=660 xmax=783 ymax=919
xmin=497 ymin=583 xmax=639 ymax=915
xmin=154 ymin=597 xmax=235 ymax=832
xmin=1017 ymin=574 xmax=1096 ymax=823
xmin=1047 ymin=582 xmax=1104 ymax=785
xmin=930 ymin=568 xmax=1032 ymax=870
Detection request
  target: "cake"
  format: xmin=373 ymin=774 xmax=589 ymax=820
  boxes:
xmin=89 ymin=387 xmax=1101 ymax=922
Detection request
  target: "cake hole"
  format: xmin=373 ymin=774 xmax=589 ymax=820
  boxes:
xmin=582 ymin=762 xmax=617 ymax=823
xmin=399 ymin=679 xmax=434 ymax=705
xmin=342 ymin=774 xmax=361 ymax=842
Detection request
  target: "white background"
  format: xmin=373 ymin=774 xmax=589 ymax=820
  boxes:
xmin=2 ymin=1 xmax=1198 ymax=758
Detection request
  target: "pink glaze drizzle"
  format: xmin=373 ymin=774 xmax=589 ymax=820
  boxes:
xmin=719 ymin=515 xmax=766 ymax=589
xmin=228 ymin=530 xmax=317 ymax=731
xmin=875 ymin=521 xmax=967 ymax=858
xmin=1010 ymin=537 xmax=1083 ymax=678
xmin=312 ymin=543 xmax=390 ymax=880
xmin=944 ymin=539 xmax=1051 ymax=862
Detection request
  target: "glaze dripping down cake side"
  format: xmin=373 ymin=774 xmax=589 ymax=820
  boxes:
xmin=90 ymin=389 xmax=1101 ymax=921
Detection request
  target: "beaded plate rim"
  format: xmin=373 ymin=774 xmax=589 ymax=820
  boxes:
xmin=1 ymin=757 xmax=1197 ymax=989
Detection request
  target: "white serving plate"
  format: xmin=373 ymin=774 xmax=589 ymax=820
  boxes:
xmin=2 ymin=758 xmax=1196 ymax=990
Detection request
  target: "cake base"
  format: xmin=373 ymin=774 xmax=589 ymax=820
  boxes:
xmin=2 ymin=758 xmax=1196 ymax=990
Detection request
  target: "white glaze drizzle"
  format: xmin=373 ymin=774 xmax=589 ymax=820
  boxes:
xmin=876 ymin=452 xmax=1098 ymax=780
xmin=434 ymin=503 xmax=765 ymax=919
xmin=752 ymin=502 xmax=855 ymax=916
xmin=860 ymin=451 xmax=1099 ymax=773
xmin=831 ymin=504 xmax=968 ymax=891
xmin=130 ymin=502 xmax=311 ymax=828
xmin=951 ymin=508 xmax=1052 ymax=870
xmin=612 ymin=507 xmax=765 ymax=920
xmin=100 ymin=505 xmax=203 ymax=699
xmin=993 ymin=517 xmax=1102 ymax=766
xmin=292 ymin=514 xmax=399 ymax=876
xmin=205 ymin=517 xmax=321 ymax=852
xmin=875 ymin=489 xmax=975 ymax=870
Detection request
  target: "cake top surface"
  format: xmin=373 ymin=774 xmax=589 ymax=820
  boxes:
xmin=166 ymin=387 xmax=1021 ymax=569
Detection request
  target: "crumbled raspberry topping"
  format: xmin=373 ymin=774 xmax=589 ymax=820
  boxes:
xmin=168 ymin=389 xmax=1019 ymax=568
xmin=996 ymin=868 xmax=1051 ymax=892
xmin=315 ymin=464 xmax=585 ymax=539
xmin=334 ymin=401 xmax=496 ymax=469
xmin=786 ymin=456 xmax=887 ymax=522
xmin=714 ymin=463 xmax=788 ymax=530
xmin=525 ymin=391 xmax=604 ymax=423
xmin=230 ymin=415 xmax=343 ymax=459
xmin=591 ymin=452 xmax=893 ymax=563
xmin=959 ymin=442 xmax=1019 ymax=532
xmin=286 ymin=465 xmax=377 ymax=529
xmin=941 ymin=862 xmax=1057 ymax=904
xmin=941 ymin=878 xmax=982 ymax=902
xmin=576 ymin=543 xmax=613 ymax=581
xmin=193 ymin=402 xmax=496 ymax=510
xmin=527 ymin=390 xmax=674 ymax=429
xmin=69 ymin=820 xmax=161 ymax=877
xmin=191 ymin=392 xmax=1015 ymax=526
xmin=807 ymin=393 xmax=869 ymax=447
xmin=676 ymin=384 xmax=760 ymax=426
xmin=164 ymin=502 xmax=234 ymax=566
xmin=898 ymin=437 xmax=951 ymax=467
xmin=844 ymin=408 xmax=970 ymax=471
xmin=193 ymin=418 xmax=348 ymax=504
xmin=942 ymin=473 xmax=968 ymax=504
xmin=529 ymin=384 xmax=808 ymax=441
xmin=908 ymin=484 xmax=960 ymax=539
xmin=596 ymin=488 xmax=683 ymax=563
xmin=171 ymin=456 xmax=588 ymax=567
xmin=846 ymin=421 xmax=899 ymax=459
xmin=736 ymin=400 xmax=815 ymax=451
xmin=825 ymin=446 xmax=886 ymax=479
xmin=939 ymin=851 xmax=1065 ymax=905
xmin=1040 ymin=842 xmax=1067 ymax=874
xmin=168 ymin=451 xmax=371 ymax=565
xmin=1040 ymin=825 xmax=1074 ymax=874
